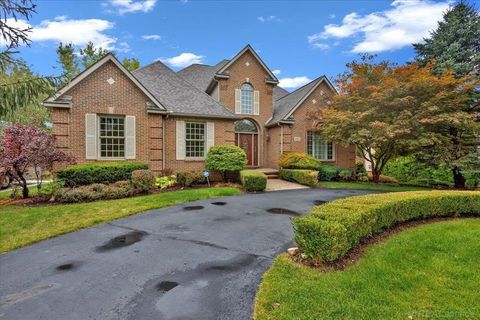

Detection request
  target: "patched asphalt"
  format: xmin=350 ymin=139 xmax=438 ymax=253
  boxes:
xmin=0 ymin=188 xmax=376 ymax=320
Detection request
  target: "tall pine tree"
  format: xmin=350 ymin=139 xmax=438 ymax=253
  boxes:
xmin=414 ymin=1 xmax=480 ymax=78
xmin=413 ymin=1 xmax=480 ymax=188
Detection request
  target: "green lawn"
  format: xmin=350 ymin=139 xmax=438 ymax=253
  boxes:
xmin=318 ymin=181 xmax=431 ymax=192
xmin=0 ymin=187 xmax=241 ymax=253
xmin=254 ymin=219 xmax=480 ymax=320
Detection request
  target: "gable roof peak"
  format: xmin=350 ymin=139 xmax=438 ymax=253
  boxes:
xmin=215 ymin=44 xmax=279 ymax=84
xmin=43 ymin=53 xmax=167 ymax=111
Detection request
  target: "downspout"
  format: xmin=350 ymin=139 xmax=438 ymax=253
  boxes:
xmin=279 ymin=123 xmax=284 ymax=155
xmin=162 ymin=111 xmax=173 ymax=170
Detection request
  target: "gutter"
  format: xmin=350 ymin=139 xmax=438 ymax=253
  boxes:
xmin=169 ymin=112 xmax=240 ymax=120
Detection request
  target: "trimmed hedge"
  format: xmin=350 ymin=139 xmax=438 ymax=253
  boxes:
xmin=240 ymin=170 xmax=267 ymax=192
xmin=319 ymin=164 xmax=341 ymax=181
xmin=279 ymin=169 xmax=318 ymax=187
xmin=56 ymin=162 xmax=148 ymax=187
xmin=294 ymin=191 xmax=480 ymax=263
xmin=278 ymin=152 xmax=321 ymax=170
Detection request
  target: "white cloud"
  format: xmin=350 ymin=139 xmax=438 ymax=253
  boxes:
xmin=108 ymin=0 xmax=156 ymax=14
xmin=258 ymin=15 xmax=281 ymax=23
xmin=313 ymin=43 xmax=329 ymax=50
xmin=309 ymin=0 xmax=450 ymax=53
xmin=142 ymin=34 xmax=161 ymax=40
xmin=5 ymin=16 xmax=116 ymax=49
xmin=272 ymin=69 xmax=281 ymax=76
xmin=159 ymin=52 xmax=204 ymax=68
xmin=116 ymin=41 xmax=131 ymax=53
xmin=329 ymin=14 xmax=336 ymax=19
xmin=279 ymin=76 xmax=312 ymax=89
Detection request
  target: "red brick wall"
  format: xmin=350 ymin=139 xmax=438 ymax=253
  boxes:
xmin=163 ymin=116 xmax=235 ymax=172
xmin=266 ymin=81 xmax=356 ymax=170
xmin=217 ymin=50 xmax=276 ymax=167
xmin=51 ymin=61 xmax=164 ymax=173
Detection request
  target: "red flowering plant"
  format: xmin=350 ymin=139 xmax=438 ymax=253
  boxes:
xmin=0 ymin=124 xmax=75 ymax=198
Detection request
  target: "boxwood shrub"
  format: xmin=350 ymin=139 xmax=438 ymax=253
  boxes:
xmin=279 ymin=169 xmax=318 ymax=187
xmin=319 ymin=164 xmax=341 ymax=181
xmin=293 ymin=191 xmax=480 ymax=263
xmin=240 ymin=170 xmax=267 ymax=192
xmin=56 ymin=162 xmax=148 ymax=187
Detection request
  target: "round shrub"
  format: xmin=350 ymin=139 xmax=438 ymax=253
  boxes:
xmin=206 ymin=145 xmax=247 ymax=180
xmin=131 ymin=170 xmax=155 ymax=193
xmin=278 ymin=152 xmax=321 ymax=170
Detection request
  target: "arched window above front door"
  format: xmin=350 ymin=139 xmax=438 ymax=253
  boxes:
xmin=240 ymin=83 xmax=253 ymax=114
xmin=235 ymin=119 xmax=258 ymax=133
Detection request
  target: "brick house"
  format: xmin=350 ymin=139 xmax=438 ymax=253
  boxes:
xmin=44 ymin=45 xmax=355 ymax=173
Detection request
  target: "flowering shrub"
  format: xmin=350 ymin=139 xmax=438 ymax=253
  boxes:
xmin=0 ymin=124 xmax=75 ymax=198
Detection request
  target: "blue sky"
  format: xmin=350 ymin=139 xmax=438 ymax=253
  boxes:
xmin=11 ymin=0 xmax=472 ymax=90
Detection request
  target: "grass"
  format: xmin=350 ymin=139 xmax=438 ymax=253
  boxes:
xmin=0 ymin=187 xmax=241 ymax=253
xmin=318 ymin=181 xmax=431 ymax=192
xmin=254 ymin=219 xmax=480 ymax=320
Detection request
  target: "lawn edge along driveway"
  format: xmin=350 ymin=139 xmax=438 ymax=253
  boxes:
xmin=0 ymin=187 xmax=241 ymax=253
xmin=253 ymin=218 xmax=480 ymax=320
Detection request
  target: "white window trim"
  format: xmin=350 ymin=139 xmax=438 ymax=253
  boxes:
xmin=185 ymin=121 xmax=206 ymax=160
xmin=97 ymin=115 xmax=126 ymax=160
xmin=308 ymin=132 xmax=335 ymax=161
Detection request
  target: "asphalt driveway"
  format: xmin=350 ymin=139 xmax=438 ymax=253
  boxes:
xmin=0 ymin=188 xmax=375 ymax=320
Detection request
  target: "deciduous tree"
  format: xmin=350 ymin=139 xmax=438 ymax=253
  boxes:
xmin=0 ymin=124 xmax=75 ymax=198
xmin=315 ymin=57 xmax=479 ymax=185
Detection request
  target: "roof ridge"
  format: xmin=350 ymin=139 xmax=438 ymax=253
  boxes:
xmin=275 ymin=75 xmax=325 ymax=102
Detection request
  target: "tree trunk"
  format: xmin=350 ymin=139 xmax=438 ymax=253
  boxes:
xmin=19 ymin=176 xmax=29 ymax=198
xmin=15 ymin=168 xmax=29 ymax=198
xmin=452 ymin=166 xmax=466 ymax=189
xmin=371 ymin=169 xmax=380 ymax=183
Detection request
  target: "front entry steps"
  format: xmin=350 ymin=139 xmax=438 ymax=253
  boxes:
xmin=257 ymin=168 xmax=279 ymax=180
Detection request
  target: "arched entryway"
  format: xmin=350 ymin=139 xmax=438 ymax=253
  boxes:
xmin=235 ymin=119 xmax=259 ymax=167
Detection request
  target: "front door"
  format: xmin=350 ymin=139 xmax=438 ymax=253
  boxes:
xmin=236 ymin=133 xmax=257 ymax=166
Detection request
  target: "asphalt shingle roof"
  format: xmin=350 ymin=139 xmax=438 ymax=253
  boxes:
xmin=133 ymin=61 xmax=236 ymax=118
xmin=268 ymin=77 xmax=325 ymax=126
xmin=177 ymin=60 xmax=229 ymax=92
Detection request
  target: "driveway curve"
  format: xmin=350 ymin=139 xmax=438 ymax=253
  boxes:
xmin=0 ymin=188 xmax=376 ymax=320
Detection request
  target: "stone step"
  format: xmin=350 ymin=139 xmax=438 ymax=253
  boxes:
xmin=264 ymin=171 xmax=279 ymax=179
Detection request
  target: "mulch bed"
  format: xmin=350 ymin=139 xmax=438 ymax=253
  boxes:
xmin=1 ymin=182 xmax=241 ymax=207
xmin=290 ymin=216 xmax=477 ymax=272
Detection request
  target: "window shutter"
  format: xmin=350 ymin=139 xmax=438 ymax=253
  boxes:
xmin=254 ymin=90 xmax=260 ymax=115
xmin=125 ymin=116 xmax=136 ymax=159
xmin=206 ymin=122 xmax=215 ymax=153
xmin=85 ymin=113 xmax=97 ymax=160
xmin=176 ymin=120 xmax=185 ymax=160
xmin=235 ymin=89 xmax=241 ymax=114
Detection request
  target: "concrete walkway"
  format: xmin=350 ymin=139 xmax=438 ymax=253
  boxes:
xmin=0 ymin=188 xmax=377 ymax=320
xmin=265 ymin=178 xmax=309 ymax=191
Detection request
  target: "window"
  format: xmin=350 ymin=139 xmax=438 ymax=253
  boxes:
xmin=307 ymin=131 xmax=334 ymax=161
xmin=185 ymin=122 xmax=205 ymax=158
xmin=99 ymin=116 xmax=125 ymax=158
xmin=241 ymin=83 xmax=253 ymax=114
xmin=235 ymin=119 xmax=258 ymax=133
